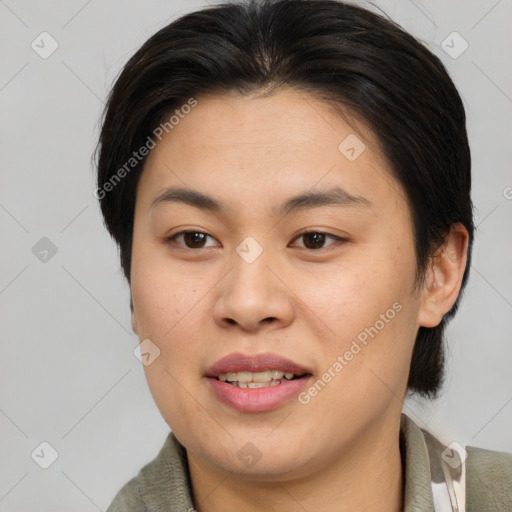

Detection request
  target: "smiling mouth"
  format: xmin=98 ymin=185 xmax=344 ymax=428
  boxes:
xmin=216 ymin=369 xmax=308 ymax=388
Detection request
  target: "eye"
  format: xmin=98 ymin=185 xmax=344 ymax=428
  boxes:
xmin=291 ymin=231 xmax=345 ymax=250
xmin=166 ymin=230 xmax=345 ymax=251
xmin=166 ymin=230 xmax=219 ymax=249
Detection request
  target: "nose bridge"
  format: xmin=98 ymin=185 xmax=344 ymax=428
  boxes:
xmin=213 ymin=235 xmax=293 ymax=330
xmin=229 ymin=236 xmax=274 ymax=300
xmin=235 ymin=234 xmax=267 ymax=269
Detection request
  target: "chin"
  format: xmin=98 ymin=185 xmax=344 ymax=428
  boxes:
xmin=208 ymin=432 xmax=315 ymax=478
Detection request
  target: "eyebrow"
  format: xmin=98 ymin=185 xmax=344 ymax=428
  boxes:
xmin=150 ymin=186 xmax=371 ymax=216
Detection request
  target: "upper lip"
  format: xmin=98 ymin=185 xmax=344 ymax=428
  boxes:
xmin=206 ymin=352 xmax=312 ymax=378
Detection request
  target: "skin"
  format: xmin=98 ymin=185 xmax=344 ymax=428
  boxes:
xmin=130 ymin=88 xmax=469 ymax=512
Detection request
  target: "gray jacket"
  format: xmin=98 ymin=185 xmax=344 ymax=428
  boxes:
xmin=106 ymin=413 xmax=512 ymax=511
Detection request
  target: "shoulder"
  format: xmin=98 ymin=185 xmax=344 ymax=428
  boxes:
xmin=106 ymin=431 xmax=194 ymax=512
xmin=466 ymin=445 xmax=512 ymax=511
xmin=106 ymin=474 xmax=143 ymax=512
xmin=401 ymin=413 xmax=512 ymax=510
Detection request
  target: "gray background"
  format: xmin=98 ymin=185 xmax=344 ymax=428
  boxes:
xmin=1 ymin=0 xmax=511 ymax=510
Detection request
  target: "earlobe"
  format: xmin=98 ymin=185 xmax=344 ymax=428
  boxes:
xmin=418 ymin=223 xmax=469 ymax=328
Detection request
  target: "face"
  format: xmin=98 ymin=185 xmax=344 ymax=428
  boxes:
xmin=130 ymin=89 xmax=429 ymax=479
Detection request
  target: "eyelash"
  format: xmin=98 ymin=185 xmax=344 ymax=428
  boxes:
xmin=165 ymin=230 xmax=346 ymax=251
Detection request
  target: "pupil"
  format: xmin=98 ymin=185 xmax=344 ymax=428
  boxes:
xmin=185 ymin=232 xmax=206 ymax=248
xmin=304 ymin=232 xmax=325 ymax=249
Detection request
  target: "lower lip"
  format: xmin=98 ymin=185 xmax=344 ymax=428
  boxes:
xmin=207 ymin=377 xmax=311 ymax=412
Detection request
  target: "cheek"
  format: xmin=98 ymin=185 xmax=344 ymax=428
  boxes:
xmin=132 ymin=271 xmax=212 ymax=426
xmin=300 ymin=303 xmax=419 ymax=431
xmin=298 ymin=246 xmax=419 ymax=389
xmin=296 ymin=250 xmax=413 ymax=329
xmin=132 ymin=278 xmax=210 ymax=375
xmin=130 ymin=244 xmax=211 ymax=338
xmin=130 ymin=255 xmax=218 ymax=412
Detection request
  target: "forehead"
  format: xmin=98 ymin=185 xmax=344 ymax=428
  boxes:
xmin=137 ymin=89 xmax=404 ymax=215
xmin=149 ymin=88 xmax=381 ymax=158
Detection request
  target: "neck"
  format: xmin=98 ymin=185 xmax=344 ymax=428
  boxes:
xmin=187 ymin=414 xmax=404 ymax=512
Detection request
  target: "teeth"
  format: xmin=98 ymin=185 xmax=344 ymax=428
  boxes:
xmin=217 ymin=369 xmax=299 ymax=387
xmin=233 ymin=380 xmax=281 ymax=388
xmin=218 ymin=369 xmax=296 ymax=382
xmin=235 ymin=371 xmax=253 ymax=383
xmin=252 ymin=371 xmax=273 ymax=382
xmin=247 ymin=382 xmax=269 ymax=388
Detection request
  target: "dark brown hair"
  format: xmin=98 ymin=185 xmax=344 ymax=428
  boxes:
xmin=96 ymin=0 xmax=474 ymax=397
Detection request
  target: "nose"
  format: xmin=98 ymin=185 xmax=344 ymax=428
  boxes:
xmin=212 ymin=244 xmax=295 ymax=332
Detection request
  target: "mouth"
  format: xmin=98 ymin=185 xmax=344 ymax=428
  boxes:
xmin=205 ymin=352 xmax=313 ymax=412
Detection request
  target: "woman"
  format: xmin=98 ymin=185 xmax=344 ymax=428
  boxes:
xmin=96 ymin=0 xmax=512 ymax=510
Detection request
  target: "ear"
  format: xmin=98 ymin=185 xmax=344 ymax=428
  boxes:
xmin=130 ymin=294 xmax=139 ymax=334
xmin=418 ymin=223 xmax=469 ymax=328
